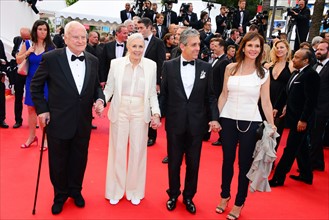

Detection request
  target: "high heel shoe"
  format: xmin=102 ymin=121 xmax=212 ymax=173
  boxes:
xmin=21 ymin=136 xmax=38 ymax=148
xmin=227 ymin=204 xmax=244 ymax=220
xmin=215 ymin=196 xmax=231 ymax=214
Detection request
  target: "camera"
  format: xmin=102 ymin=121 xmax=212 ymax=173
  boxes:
xmin=201 ymin=45 xmax=212 ymax=57
xmin=256 ymin=11 xmax=268 ymax=21
xmin=287 ymin=7 xmax=300 ymax=16
xmin=0 ymin=59 xmax=7 ymax=77
xmin=163 ymin=0 xmax=178 ymax=3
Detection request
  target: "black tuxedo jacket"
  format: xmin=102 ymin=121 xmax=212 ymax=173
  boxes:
xmin=154 ymin=24 xmax=168 ymax=39
xmin=120 ymin=9 xmax=136 ymax=23
xmin=12 ymin=36 xmax=23 ymax=58
xmin=163 ymin=10 xmax=178 ymax=26
xmin=314 ymin=62 xmax=329 ymax=117
xmin=30 ymin=48 xmax=105 ymax=139
xmin=295 ymin=7 xmax=311 ymax=40
xmin=215 ymin=14 xmax=227 ymax=35
xmin=212 ymin=55 xmax=229 ymax=98
xmin=144 ymin=36 xmax=166 ymax=85
xmin=161 ymin=57 xmax=219 ymax=135
xmin=232 ymin=10 xmax=250 ymax=33
xmin=285 ymin=65 xmax=320 ymax=128
xmin=183 ymin=12 xmax=198 ymax=29
xmin=99 ymin=41 xmax=127 ymax=83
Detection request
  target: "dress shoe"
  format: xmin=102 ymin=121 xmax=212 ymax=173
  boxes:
xmin=71 ymin=193 xmax=85 ymax=207
xmin=13 ymin=122 xmax=22 ymax=128
xmin=52 ymin=202 xmax=65 ymax=215
xmin=162 ymin=156 xmax=168 ymax=164
xmin=212 ymin=140 xmax=222 ymax=146
xmin=91 ymin=124 xmax=97 ymax=129
xmin=183 ymin=199 xmax=196 ymax=214
xmin=147 ymin=139 xmax=155 ymax=146
xmin=131 ymin=198 xmax=141 ymax=205
xmin=0 ymin=121 xmax=9 ymax=128
xmin=269 ymin=178 xmax=284 ymax=187
xmin=166 ymin=197 xmax=177 ymax=211
xmin=289 ymin=174 xmax=313 ymax=185
xmin=312 ymin=166 xmax=325 ymax=171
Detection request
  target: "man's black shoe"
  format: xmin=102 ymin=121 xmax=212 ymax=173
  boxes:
xmin=71 ymin=193 xmax=85 ymax=207
xmin=0 ymin=121 xmax=9 ymax=128
xmin=312 ymin=166 xmax=325 ymax=171
xmin=91 ymin=124 xmax=97 ymax=129
xmin=162 ymin=156 xmax=168 ymax=164
xmin=52 ymin=202 xmax=65 ymax=215
xmin=212 ymin=140 xmax=222 ymax=146
xmin=289 ymin=174 xmax=313 ymax=185
xmin=13 ymin=122 xmax=22 ymax=128
xmin=183 ymin=199 xmax=196 ymax=214
xmin=147 ymin=139 xmax=155 ymax=146
xmin=269 ymin=178 xmax=284 ymax=187
xmin=166 ymin=197 xmax=177 ymax=211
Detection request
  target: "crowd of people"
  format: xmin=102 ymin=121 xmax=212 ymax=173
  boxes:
xmin=0 ymin=0 xmax=329 ymax=219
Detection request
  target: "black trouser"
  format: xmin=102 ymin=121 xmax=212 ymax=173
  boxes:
xmin=47 ymin=133 xmax=90 ymax=201
xmin=14 ymin=74 xmax=26 ymax=123
xmin=0 ymin=82 xmax=5 ymax=121
xmin=273 ymin=126 xmax=313 ymax=181
xmin=166 ymin=129 xmax=203 ymax=200
xmin=220 ymin=118 xmax=259 ymax=206
xmin=310 ymin=114 xmax=328 ymax=170
xmin=274 ymin=116 xmax=285 ymax=151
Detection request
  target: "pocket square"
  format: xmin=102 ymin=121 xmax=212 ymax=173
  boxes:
xmin=293 ymin=81 xmax=301 ymax=84
xmin=200 ymin=71 xmax=206 ymax=79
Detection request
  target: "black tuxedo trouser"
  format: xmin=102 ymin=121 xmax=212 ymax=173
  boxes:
xmin=47 ymin=133 xmax=90 ymax=200
xmin=14 ymin=74 xmax=26 ymax=123
xmin=310 ymin=114 xmax=328 ymax=169
xmin=220 ymin=118 xmax=258 ymax=206
xmin=166 ymin=129 xmax=203 ymax=200
xmin=0 ymin=82 xmax=5 ymax=121
xmin=274 ymin=127 xmax=313 ymax=181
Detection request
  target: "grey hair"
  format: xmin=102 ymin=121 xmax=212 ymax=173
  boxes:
xmin=127 ymin=33 xmax=144 ymax=47
xmin=124 ymin=19 xmax=134 ymax=26
xmin=64 ymin=21 xmax=85 ymax=37
xmin=179 ymin=28 xmax=199 ymax=46
xmin=311 ymin=36 xmax=323 ymax=46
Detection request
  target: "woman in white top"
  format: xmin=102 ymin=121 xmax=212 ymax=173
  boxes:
xmin=103 ymin=33 xmax=161 ymax=206
xmin=215 ymin=32 xmax=276 ymax=219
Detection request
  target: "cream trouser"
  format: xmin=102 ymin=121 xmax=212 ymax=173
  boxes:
xmin=105 ymin=96 xmax=148 ymax=201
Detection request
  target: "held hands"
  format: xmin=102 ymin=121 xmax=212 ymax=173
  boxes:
xmin=297 ymin=121 xmax=307 ymax=132
xmin=150 ymin=114 xmax=162 ymax=130
xmin=38 ymin=112 xmax=50 ymax=128
xmin=208 ymin=121 xmax=221 ymax=133
xmin=94 ymin=100 xmax=104 ymax=117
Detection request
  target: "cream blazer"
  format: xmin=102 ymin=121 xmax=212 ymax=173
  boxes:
xmin=103 ymin=56 xmax=161 ymax=123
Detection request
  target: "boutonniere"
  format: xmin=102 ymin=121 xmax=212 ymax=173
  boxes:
xmin=200 ymin=70 xmax=206 ymax=79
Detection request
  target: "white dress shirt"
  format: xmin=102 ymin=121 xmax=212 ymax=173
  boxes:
xmin=115 ymin=41 xmax=125 ymax=58
xmin=316 ymin=58 xmax=329 ymax=73
xmin=66 ymin=48 xmax=85 ymax=94
xmin=180 ymin=56 xmax=195 ymax=99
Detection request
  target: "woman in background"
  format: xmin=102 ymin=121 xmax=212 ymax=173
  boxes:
xmin=16 ymin=19 xmax=55 ymax=149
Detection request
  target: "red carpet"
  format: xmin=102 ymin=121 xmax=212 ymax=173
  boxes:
xmin=1 ymin=95 xmax=328 ymax=219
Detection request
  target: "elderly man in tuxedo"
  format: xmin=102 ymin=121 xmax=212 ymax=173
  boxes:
xmin=161 ymin=29 xmax=220 ymax=214
xmin=309 ymin=40 xmax=329 ymax=171
xmin=270 ymin=48 xmax=320 ymax=187
xmin=30 ymin=21 xmax=105 ymax=214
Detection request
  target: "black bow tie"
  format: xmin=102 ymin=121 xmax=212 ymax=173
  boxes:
xmin=71 ymin=55 xmax=85 ymax=62
xmin=317 ymin=62 xmax=323 ymax=66
xmin=144 ymin=38 xmax=149 ymax=41
xmin=117 ymin=44 xmax=124 ymax=47
xmin=183 ymin=60 xmax=195 ymax=66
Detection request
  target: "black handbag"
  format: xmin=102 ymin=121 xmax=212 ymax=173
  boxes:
xmin=255 ymin=122 xmax=265 ymax=140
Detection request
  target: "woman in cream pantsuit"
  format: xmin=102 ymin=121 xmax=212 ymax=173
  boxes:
xmin=103 ymin=33 xmax=161 ymax=206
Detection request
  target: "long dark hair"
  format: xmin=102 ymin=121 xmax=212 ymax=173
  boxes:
xmin=233 ymin=32 xmax=265 ymax=79
xmin=31 ymin=19 xmax=54 ymax=52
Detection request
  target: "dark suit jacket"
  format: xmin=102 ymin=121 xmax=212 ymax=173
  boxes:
xmin=161 ymin=57 xmax=219 ymax=135
xmin=314 ymin=61 xmax=329 ymax=117
xmin=212 ymin=55 xmax=229 ymax=98
xmin=215 ymin=14 xmax=227 ymax=35
xmin=53 ymin=34 xmax=65 ymax=48
xmin=232 ymin=10 xmax=250 ymax=34
xmin=285 ymin=65 xmax=320 ymax=128
xmin=183 ymin=12 xmax=198 ymax=29
xmin=120 ymin=9 xmax=136 ymax=23
xmin=295 ymin=7 xmax=311 ymax=41
xmin=12 ymin=36 xmax=23 ymax=57
xmin=99 ymin=41 xmax=127 ymax=83
xmin=30 ymin=48 xmax=105 ymax=139
xmin=154 ymin=24 xmax=168 ymax=39
xmin=144 ymin=36 xmax=166 ymax=85
xmin=163 ymin=10 xmax=178 ymax=26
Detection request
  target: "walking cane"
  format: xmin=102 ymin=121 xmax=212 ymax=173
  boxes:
xmin=32 ymin=124 xmax=47 ymax=215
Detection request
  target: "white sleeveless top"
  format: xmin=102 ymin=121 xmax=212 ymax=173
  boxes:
xmin=220 ymin=69 xmax=269 ymax=122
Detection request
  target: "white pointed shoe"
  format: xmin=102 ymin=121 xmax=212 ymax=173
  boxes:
xmin=109 ymin=199 xmax=119 ymax=205
xmin=131 ymin=198 xmax=140 ymax=205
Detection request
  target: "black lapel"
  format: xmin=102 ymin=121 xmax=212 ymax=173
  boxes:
xmin=81 ymin=52 xmax=91 ymax=94
xmin=190 ymin=59 xmax=201 ymax=98
xmin=145 ymin=36 xmax=155 ymax=56
xmin=174 ymin=57 xmax=188 ymax=100
xmin=57 ymin=48 xmax=79 ymax=94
